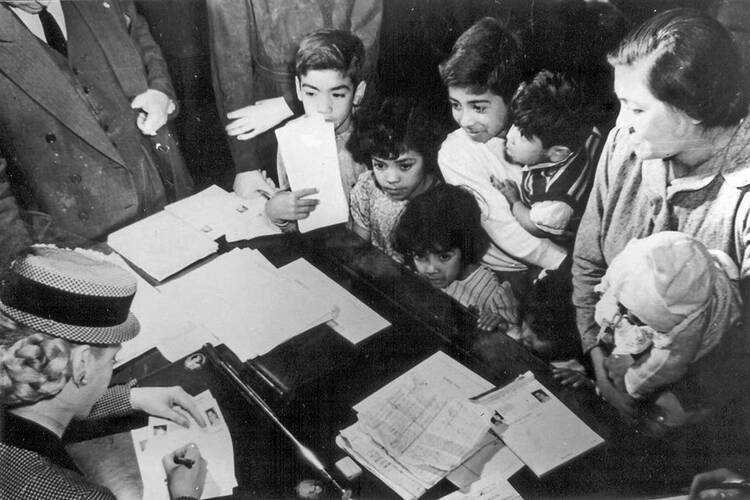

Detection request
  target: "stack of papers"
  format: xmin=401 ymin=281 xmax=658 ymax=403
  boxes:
xmin=275 ymin=115 xmax=349 ymax=233
xmin=107 ymin=184 xmax=280 ymax=282
xmin=336 ymin=352 xmax=495 ymax=500
xmin=157 ymin=250 xmax=336 ymax=360
xmin=474 ymin=372 xmax=604 ymax=478
xmin=132 ymin=390 xmax=236 ymax=500
xmin=60 ymin=248 xmax=219 ymax=368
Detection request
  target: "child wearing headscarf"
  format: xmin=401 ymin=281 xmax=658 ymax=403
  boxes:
xmin=594 ymin=232 xmax=741 ymax=407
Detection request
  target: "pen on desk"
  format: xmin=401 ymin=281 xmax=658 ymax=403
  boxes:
xmin=173 ymin=456 xmax=194 ymax=469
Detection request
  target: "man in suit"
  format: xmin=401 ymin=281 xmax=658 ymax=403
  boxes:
xmin=0 ymin=0 xmax=193 ymax=265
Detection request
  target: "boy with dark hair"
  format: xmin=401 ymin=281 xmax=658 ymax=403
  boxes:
xmin=493 ymin=70 xmax=602 ymax=247
xmin=265 ymin=29 xmax=368 ymax=228
xmin=438 ymin=18 xmax=567 ymax=300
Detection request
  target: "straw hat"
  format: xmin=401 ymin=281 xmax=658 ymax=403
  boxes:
xmin=0 ymin=247 xmax=140 ymax=344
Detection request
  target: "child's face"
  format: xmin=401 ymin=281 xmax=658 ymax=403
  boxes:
xmin=413 ymin=248 xmax=463 ymax=288
xmin=519 ymin=318 xmax=554 ymax=361
xmin=296 ymin=69 xmax=364 ymax=132
xmin=372 ymin=150 xmax=430 ymax=201
xmin=505 ymin=125 xmax=547 ymax=165
xmin=447 ymin=86 xmax=509 ymax=143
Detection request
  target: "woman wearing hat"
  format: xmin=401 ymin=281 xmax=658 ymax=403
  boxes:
xmin=0 ymin=247 xmax=208 ymax=499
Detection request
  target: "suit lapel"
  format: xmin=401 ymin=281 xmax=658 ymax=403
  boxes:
xmin=72 ymin=0 xmax=147 ymax=98
xmin=0 ymin=5 xmax=126 ymax=167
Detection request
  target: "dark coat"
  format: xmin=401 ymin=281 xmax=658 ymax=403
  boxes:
xmin=0 ymin=1 xmax=192 ymax=264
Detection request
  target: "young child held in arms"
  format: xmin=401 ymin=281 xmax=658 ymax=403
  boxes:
xmin=438 ymin=18 xmax=567 ymax=300
xmin=265 ymin=29 xmax=368 ymax=229
xmin=394 ymin=184 xmax=519 ymax=332
xmin=593 ymin=232 xmax=742 ymax=428
xmin=493 ymin=70 xmax=602 ymax=247
xmin=346 ymin=95 xmax=446 ymax=258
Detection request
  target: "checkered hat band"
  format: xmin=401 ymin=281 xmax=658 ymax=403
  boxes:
xmin=1 ymin=273 xmax=134 ymax=327
xmin=13 ymin=258 xmax=136 ymax=297
xmin=0 ymin=302 xmax=138 ymax=344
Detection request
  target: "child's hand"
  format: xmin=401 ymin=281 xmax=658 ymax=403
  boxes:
xmin=477 ymin=310 xmax=508 ymax=332
xmin=265 ymin=188 xmax=319 ymax=223
xmin=553 ymin=367 xmax=594 ymax=390
xmin=490 ymin=176 xmax=521 ymax=205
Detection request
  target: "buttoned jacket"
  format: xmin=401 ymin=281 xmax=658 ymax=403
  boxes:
xmin=0 ymin=1 xmax=191 ymax=263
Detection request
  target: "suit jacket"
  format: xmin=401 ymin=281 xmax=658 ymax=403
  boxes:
xmin=0 ymin=1 xmax=192 ymax=265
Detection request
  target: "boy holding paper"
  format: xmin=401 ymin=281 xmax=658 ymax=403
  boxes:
xmin=265 ymin=29 xmax=368 ymax=229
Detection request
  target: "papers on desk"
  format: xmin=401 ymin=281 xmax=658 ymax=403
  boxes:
xmin=336 ymin=352 xmax=496 ymax=500
xmin=165 ymin=184 xmax=280 ymax=242
xmin=275 ymin=115 xmax=349 ymax=232
xmin=474 ymin=371 xmax=605 ymax=478
xmin=279 ymin=258 xmax=390 ymax=344
xmin=107 ymin=210 xmax=218 ymax=282
xmin=60 ymin=248 xmax=219 ymax=368
xmin=131 ymin=390 xmax=236 ymax=500
xmin=107 ymin=184 xmax=280 ymax=282
xmin=157 ymin=250 xmax=334 ymax=360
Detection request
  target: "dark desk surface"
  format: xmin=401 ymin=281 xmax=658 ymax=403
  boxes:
xmin=66 ymin=226 xmax=750 ymax=499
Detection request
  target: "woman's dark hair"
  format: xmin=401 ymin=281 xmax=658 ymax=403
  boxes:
xmin=346 ymin=94 xmax=448 ymax=174
xmin=608 ymin=8 xmax=747 ymax=127
xmin=394 ymin=184 xmax=489 ymax=266
xmin=520 ymin=270 xmax=581 ymax=361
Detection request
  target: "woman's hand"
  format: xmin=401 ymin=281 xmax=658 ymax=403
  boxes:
xmin=130 ymin=387 xmax=206 ymax=428
xmin=604 ymin=354 xmax=633 ymax=392
xmin=596 ymin=375 xmax=641 ymax=426
xmin=553 ymin=367 xmax=595 ymax=390
xmin=265 ymin=189 xmax=319 ymax=223
xmin=689 ymin=468 xmax=745 ymax=499
xmin=162 ymin=443 xmax=208 ymax=500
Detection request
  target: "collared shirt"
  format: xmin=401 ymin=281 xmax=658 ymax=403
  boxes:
xmin=439 ymin=128 xmax=567 ymax=272
xmin=572 ymin=121 xmax=750 ymax=353
xmin=10 ymin=0 xmax=68 ymax=42
xmin=519 ymin=128 xmax=601 ymax=240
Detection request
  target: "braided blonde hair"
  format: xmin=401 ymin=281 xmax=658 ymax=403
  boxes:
xmin=0 ymin=312 xmax=72 ymax=406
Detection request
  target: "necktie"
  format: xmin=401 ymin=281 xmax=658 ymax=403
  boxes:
xmin=38 ymin=7 xmax=67 ymax=58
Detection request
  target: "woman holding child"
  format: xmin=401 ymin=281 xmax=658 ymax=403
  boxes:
xmin=572 ymin=8 xmax=750 ymax=430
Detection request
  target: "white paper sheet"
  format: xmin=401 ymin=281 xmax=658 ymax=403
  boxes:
xmin=131 ymin=390 xmax=236 ymax=500
xmin=475 ymin=372 xmax=604 ymax=478
xmin=165 ymin=185 xmax=279 ymax=242
xmin=65 ymin=248 xmax=219 ymax=367
xmin=355 ymin=351 xmax=494 ymax=414
xmin=279 ymin=258 xmax=390 ymax=343
xmin=107 ymin=210 xmax=218 ymax=281
xmin=275 ymin=115 xmax=348 ymax=232
xmin=158 ymin=249 xmax=333 ymax=359
xmin=446 ymin=433 xmax=524 ymax=489
xmin=439 ymin=476 xmax=523 ymax=500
